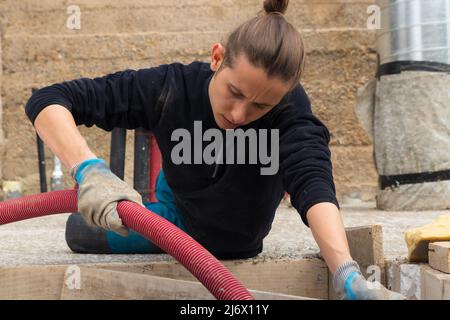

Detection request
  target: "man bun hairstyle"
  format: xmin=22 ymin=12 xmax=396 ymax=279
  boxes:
xmin=263 ymin=0 xmax=289 ymax=15
xmin=220 ymin=0 xmax=305 ymax=91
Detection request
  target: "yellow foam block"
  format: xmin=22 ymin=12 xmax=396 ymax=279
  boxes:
xmin=405 ymin=213 xmax=450 ymax=262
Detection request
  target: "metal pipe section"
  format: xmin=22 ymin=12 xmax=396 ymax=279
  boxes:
xmin=36 ymin=133 xmax=47 ymax=193
xmin=377 ymin=0 xmax=450 ymax=65
xmin=109 ymin=128 xmax=127 ymax=180
xmin=133 ymin=128 xmax=151 ymax=202
xmin=32 ymin=88 xmax=48 ymax=193
xmin=50 ymin=155 xmax=64 ymax=191
xmin=149 ymin=134 xmax=162 ymax=203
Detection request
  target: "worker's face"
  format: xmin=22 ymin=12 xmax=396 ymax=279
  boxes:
xmin=208 ymin=43 xmax=292 ymax=129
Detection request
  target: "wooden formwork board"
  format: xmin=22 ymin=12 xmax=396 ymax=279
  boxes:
xmin=0 ymin=225 xmax=395 ymax=300
xmin=421 ymin=265 xmax=450 ymax=300
xmin=328 ymin=225 xmax=385 ymax=299
xmin=94 ymin=258 xmax=329 ymax=299
xmin=0 ymin=258 xmax=327 ymax=300
xmin=60 ymin=267 xmax=314 ymax=300
xmin=428 ymin=242 xmax=450 ymax=274
xmin=0 ymin=265 xmax=67 ymax=299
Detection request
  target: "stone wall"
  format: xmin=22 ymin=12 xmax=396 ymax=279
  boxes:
xmin=0 ymin=0 xmax=378 ymax=201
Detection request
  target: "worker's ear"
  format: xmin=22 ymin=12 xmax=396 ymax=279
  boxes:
xmin=210 ymin=43 xmax=225 ymax=72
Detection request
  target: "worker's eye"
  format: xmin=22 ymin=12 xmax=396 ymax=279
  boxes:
xmin=230 ymin=89 xmax=242 ymax=99
xmin=254 ymin=104 xmax=266 ymax=110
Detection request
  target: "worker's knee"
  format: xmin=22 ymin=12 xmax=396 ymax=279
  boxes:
xmin=65 ymin=212 xmax=164 ymax=254
xmin=65 ymin=212 xmax=111 ymax=253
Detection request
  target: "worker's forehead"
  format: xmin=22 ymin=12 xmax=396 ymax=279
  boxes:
xmin=223 ymin=55 xmax=290 ymax=104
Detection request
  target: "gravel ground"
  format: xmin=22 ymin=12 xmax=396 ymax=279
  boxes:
xmin=0 ymin=202 xmax=447 ymax=266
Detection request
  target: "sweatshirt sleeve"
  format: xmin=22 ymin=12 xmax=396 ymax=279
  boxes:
xmin=277 ymin=84 xmax=340 ymax=227
xmin=25 ymin=63 xmax=177 ymax=131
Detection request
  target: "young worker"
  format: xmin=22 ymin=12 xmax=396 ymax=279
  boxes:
xmin=25 ymin=0 xmax=405 ymax=300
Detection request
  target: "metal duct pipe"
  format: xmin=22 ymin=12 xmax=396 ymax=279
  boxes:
xmin=133 ymin=128 xmax=151 ymax=203
xmin=32 ymin=88 xmax=48 ymax=193
xmin=110 ymin=127 xmax=127 ymax=180
xmin=377 ymin=0 xmax=450 ymax=66
xmin=50 ymin=155 xmax=64 ymax=191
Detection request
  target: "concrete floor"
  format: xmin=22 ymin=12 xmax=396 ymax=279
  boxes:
xmin=0 ymin=201 xmax=447 ymax=266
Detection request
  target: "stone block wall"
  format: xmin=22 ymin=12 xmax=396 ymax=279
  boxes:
xmin=0 ymin=0 xmax=378 ymax=200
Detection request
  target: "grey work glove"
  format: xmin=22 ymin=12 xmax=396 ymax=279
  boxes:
xmin=70 ymin=158 xmax=144 ymax=237
xmin=333 ymin=260 xmax=407 ymax=300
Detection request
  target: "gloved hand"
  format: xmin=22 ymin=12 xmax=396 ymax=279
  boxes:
xmin=333 ymin=260 xmax=407 ymax=300
xmin=70 ymin=158 xmax=144 ymax=237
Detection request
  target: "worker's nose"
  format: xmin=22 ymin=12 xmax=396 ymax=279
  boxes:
xmin=229 ymin=102 xmax=247 ymax=125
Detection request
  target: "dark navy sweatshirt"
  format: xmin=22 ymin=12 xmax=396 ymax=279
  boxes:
xmin=25 ymin=61 xmax=339 ymax=259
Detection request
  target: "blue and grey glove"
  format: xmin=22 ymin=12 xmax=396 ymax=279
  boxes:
xmin=70 ymin=158 xmax=144 ymax=237
xmin=333 ymin=260 xmax=406 ymax=300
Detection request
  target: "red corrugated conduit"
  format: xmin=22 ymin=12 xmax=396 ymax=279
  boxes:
xmin=0 ymin=189 xmax=254 ymax=300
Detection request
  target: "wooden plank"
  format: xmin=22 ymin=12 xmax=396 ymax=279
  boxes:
xmin=429 ymin=242 xmax=450 ymax=274
xmin=61 ymin=267 xmax=213 ymax=300
xmin=60 ymin=267 xmax=315 ymax=300
xmin=0 ymin=258 xmax=328 ymax=300
xmin=329 ymin=225 xmax=385 ymax=300
xmin=92 ymin=258 xmax=329 ymax=299
xmin=250 ymin=290 xmax=316 ymax=300
xmin=345 ymin=224 xmax=385 ymax=267
xmin=0 ymin=265 xmax=67 ymax=299
xmin=420 ymin=265 xmax=450 ymax=300
xmin=444 ymin=278 xmax=450 ymax=300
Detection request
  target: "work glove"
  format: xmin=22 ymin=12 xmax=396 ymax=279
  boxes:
xmin=70 ymin=158 xmax=144 ymax=237
xmin=333 ymin=260 xmax=407 ymax=300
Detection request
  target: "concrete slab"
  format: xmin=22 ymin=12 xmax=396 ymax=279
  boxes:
xmin=261 ymin=202 xmax=447 ymax=261
xmin=386 ymin=261 xmax=424 ymax=300
xmin=0 ymin=202 xmax=447 ymax=266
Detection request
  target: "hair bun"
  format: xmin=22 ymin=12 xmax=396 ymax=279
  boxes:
xmin=263 ymin=0 xmax=289 ymax=15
